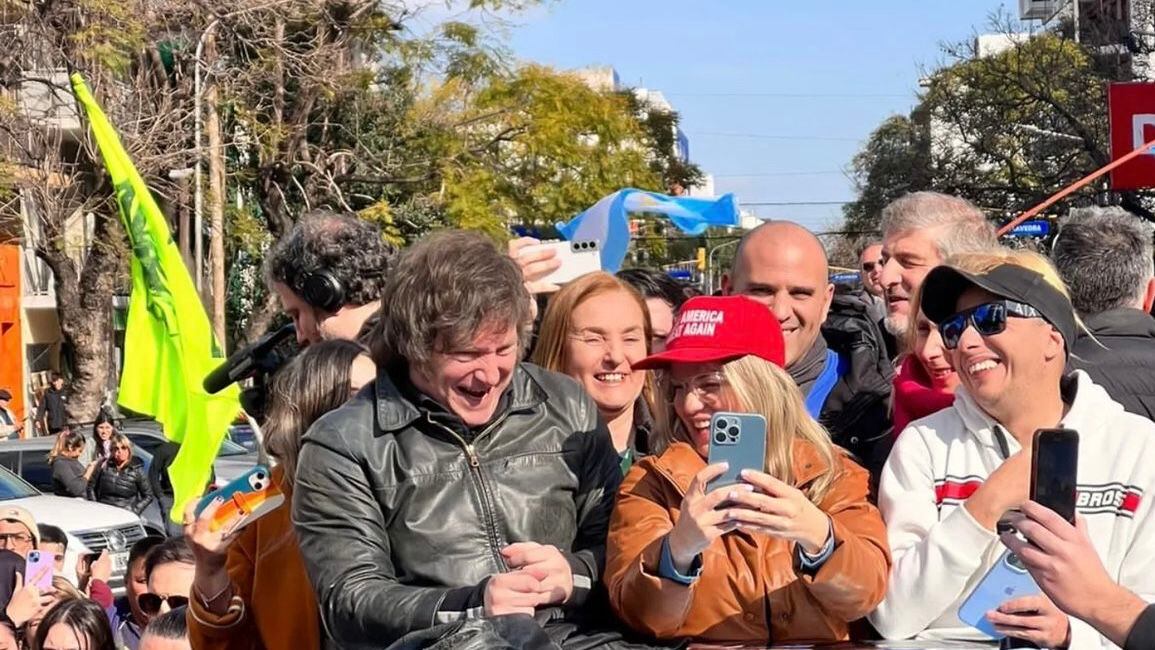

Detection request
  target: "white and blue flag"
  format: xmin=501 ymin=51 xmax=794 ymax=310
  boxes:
xmin=555 ymin=189 xmax=740 ymax=273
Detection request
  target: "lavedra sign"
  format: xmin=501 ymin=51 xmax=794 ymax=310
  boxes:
xmin=1006 ymin=220 xmax=1050 ymax=238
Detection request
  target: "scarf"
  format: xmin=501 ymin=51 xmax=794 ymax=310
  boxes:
xmin=789 ymin=335 xmax=829 ymax=396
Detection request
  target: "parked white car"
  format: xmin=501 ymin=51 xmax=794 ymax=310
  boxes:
xmin=0 ymin=466 xmax=147 ymax=593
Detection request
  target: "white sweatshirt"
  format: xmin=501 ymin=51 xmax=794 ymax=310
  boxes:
xmin=869 ymin=371 xmax=1155 ymax=650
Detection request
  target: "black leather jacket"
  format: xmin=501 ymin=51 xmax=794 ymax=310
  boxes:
xmin=292 ymin=363 xmax=623 ymax=649
xmin=88 ymin=457 xmax=154 ymax=514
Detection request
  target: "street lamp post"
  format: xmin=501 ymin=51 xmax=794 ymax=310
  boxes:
xmin=706 ymin=239 xmax=740 ymax=294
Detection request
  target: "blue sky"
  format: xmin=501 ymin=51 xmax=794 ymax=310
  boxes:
xmin=501 ymin=1 xmax=1015 ymax=233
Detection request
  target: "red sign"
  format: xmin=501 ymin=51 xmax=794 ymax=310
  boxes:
xmin=1109 ymin=82 xmax=1155 ymax=190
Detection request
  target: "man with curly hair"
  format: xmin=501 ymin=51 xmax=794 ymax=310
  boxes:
xmin=265 ymin=210 xmax=393 ymax=346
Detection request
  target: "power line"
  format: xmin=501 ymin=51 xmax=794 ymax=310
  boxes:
xmin=743 ymin=200 xmax=854 ymax=206
xmin=665 ymin=92 xmax=912 ymax=99
xmin=695 ymin=131 xmax=862 ymax=143
xmin=713 ymin=170 xmax=848 ymax=178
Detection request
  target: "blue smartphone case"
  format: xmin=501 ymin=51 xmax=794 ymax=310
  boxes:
xmin=706 ymin=412 xmax=768 ymax=489
xmin=958 ymin=550 xmax=1042 ymax=638
xmin=195 ymin=465 xmax=275 ymax=517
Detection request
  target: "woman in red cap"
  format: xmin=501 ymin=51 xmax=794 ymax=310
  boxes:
xmin=604 ymin=295 xmax=890 ymax=644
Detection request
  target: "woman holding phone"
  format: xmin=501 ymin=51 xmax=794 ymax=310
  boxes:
xmin=48 ymin=432 xmax=99 ymax=498
xmin=185 ymin=339 xmax=375 ymax=650
xmin=604 ymin=295 xmax=889 ymax=644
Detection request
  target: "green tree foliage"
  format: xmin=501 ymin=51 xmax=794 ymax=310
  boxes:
xmin=842 ymin=113 xmax=932 ymax=235
xmin=843 ymin=29 xmax=1152 ymax=238
xmin=431 ymin=64 xmax=662 ymax=235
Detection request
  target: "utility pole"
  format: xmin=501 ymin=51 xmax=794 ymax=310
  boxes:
xmin=196 ymin=27 xmax=228 ymax=348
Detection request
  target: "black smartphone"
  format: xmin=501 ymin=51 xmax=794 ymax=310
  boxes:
xmin=1030 ymin=428 xmax=1079 ymax=523
xmin=78 ymin=552 xmax=98 ymax=573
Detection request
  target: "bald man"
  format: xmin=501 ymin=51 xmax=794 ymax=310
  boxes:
xmin=723 ymin=222 xmax=894 ymax=483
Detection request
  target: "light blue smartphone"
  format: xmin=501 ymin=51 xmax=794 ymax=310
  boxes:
xmin=958 ymin=550 xmax=1042 ymax=638
xmin=706 ymin=412 xmax=767 ymax=490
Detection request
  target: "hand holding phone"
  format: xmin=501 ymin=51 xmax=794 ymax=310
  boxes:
xmin=958 ymin=550 xmax=1042 ymax=638
xmin=23 ymin=550 xmax=53 ymax=591
xmin=195 ymin=465 xmax=284 ymax=534
xmin=518 ymin=240 xmax=600 ymax=286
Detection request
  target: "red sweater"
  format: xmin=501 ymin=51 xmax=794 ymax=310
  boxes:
xmin=892 ymin=356 xmax=956 ymax=435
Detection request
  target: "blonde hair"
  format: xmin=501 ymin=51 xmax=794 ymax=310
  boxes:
xmin=905 ymin=248 xmax=1076 ymax=354
xmin=654 ymin=356 xmax=841 ymax=504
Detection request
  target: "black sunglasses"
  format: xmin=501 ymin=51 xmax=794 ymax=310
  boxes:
xmin=937 ymin=300 xmax=1042 ymax=349
xmin=862 ymin=260 xmax=882 ymax=273
xmin=138 ymin=593 xmax=189 ymax=615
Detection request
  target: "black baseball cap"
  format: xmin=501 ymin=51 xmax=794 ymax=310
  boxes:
xmin=921 ymin=263 xmax=1077 ymax=354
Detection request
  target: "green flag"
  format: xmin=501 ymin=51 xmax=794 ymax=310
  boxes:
xmin=70 ymin=74 xmax=241 ymax=522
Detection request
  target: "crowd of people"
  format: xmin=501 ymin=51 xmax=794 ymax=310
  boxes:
xmin=0 ymin=504 xmax=192 ymax=649
xmin=6 ymin=194 xmax=1155 ymax=650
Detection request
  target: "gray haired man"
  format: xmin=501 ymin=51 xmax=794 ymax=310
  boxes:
xmin=1052 ymin=206 xmax=1155 ymax=420
xmin=877 ymin=191 xmax=999 ymax=338
xmin=292 ymin=230 xmax=625 ymax=649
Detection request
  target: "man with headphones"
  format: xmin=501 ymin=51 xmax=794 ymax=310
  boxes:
xmin=265 ymin=210 xmax=393 ymax=347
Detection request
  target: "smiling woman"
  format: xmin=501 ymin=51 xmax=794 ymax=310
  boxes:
xmin=533 ymin=272 xmax=654 ymax=472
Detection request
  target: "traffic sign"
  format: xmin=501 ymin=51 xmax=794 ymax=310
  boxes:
xmin=1006 ymin=220 xmax=1050 ymax=237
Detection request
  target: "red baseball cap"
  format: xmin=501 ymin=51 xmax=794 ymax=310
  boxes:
xmin=633 ymin=295 xmax=786 ymax=370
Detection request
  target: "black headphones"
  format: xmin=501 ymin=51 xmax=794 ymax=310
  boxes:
xmin=294 ymin=270 xmax=346 ymax=315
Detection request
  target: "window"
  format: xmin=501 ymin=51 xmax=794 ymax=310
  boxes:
xmin=20 ymin=454 xmax=53 ymax=493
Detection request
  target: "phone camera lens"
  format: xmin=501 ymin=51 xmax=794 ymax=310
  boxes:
xmin=256 ymin=472 xmax=265 ymax=480
xmin=728 ymin=426 xmax=740 ymax=438
xmin=713 ymin=432 xmax=727 ymax=444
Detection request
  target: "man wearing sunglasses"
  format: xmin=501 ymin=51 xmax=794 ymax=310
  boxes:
xmin=871 ymin=260 xmax=1155 ymax=650
xmin=141 ymin=537 xmax=195 ymax=623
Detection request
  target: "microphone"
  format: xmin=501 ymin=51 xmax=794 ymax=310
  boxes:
xmin=203 ymin=324 xmax=296 ymax=394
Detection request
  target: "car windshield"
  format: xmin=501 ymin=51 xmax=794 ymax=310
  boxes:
xmin=217 ymin=438 xmax=249 ymax=457
xmin=0 ymin=466 xmax=41 ymax=500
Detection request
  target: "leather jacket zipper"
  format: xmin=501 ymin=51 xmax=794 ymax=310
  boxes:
xmin=429 ymin=415 xmax=511 ymax=572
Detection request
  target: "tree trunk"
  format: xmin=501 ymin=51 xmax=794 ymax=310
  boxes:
xmin=206 ymin=32 xmax=228 ymax=350
xmin=39 ymin=210 xmax=124 ymax=424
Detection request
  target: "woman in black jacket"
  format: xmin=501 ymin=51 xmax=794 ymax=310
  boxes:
xmin=50 ymin=431 xmax=99 ymax=497
xmin=87 ymin=433 xmax=154 ymax=514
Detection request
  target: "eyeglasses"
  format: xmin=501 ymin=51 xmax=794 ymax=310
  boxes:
xmin=669 ymin=372 xmax=728 ymax=402
xmin=861 ymin=260 xmax=883 ymax=273
xmin=138 ymin=593 xmax=190 ymax=615
xmin=112 ymin=445 xmax=131 ymax=451
xmin=0 ymin=533 xmax=32 ymax=547
xmin=938 ymin=300 xmax=1043 ymax=350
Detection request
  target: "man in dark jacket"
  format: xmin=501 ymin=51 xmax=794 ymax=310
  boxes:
xmin=292 ymin=230 xmax=625 ymax=650
xmin=722 ymin=221 xmax=894 ymax=481
xmin=1052 ymin=207 xmax=1155 ymax=420
xmin=37 ymin=373 xmax=67 ymax=435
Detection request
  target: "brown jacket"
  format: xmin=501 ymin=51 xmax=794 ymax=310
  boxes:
xmin=187 ymin=469 xmax=320 ymax=650
xmin=605 ymin=441 xmax=890 ymax=644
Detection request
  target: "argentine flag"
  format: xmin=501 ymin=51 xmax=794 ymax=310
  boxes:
xmin=555 ymin=189 xmax=740 ymax=273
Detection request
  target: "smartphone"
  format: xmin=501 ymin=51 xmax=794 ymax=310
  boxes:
xmin=706 ymin=412 xmax=767 ymax=490
xmin=23 ymin=550 xmax=53 ymax=590
xmin=522 ymin=240 xmax=600 ymax=285
xmin=78 ymin=552 xmax=98 ymax=574
xmin=195 ymin=465 xmax=285 ymax=533
xmin=1031 ymin=428 xmax=1079 ymax=523
xmin=958 ymin=550 xmax=1042 ymax=638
